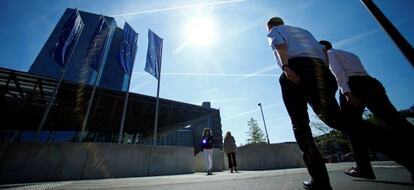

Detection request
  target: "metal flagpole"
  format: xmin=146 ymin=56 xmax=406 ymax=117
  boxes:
xmin=117 ymin=73 xmax=133 ymax=144
xmin=79 ymin=23 xmax=112 ymax=143
xmin=361 ymin=0 xmax=414 ymax=68
xmin=35 ymin=23 xmax=85 ymax=141
xmin=152 ymin=39 xmax=163 ymax=146
xmin=152 ymin=73 xmax=161 ymax=145
xmin=118 ymin=28 xmax=138 ymax=144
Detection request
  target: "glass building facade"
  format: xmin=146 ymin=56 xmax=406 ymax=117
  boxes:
xmin=28 ymin=8 xmax=128 ymax=91
xmin=2 ymin=8 xmax=224 ymax=149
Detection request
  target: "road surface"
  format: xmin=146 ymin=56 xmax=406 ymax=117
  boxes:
xmin=1 ymin=161 xmax=412 ymax=190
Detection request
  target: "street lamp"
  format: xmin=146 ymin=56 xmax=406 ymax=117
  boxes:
xmin=258 ymin=103 xmax=270 ymax=144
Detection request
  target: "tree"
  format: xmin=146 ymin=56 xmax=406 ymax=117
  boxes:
xmin=246 ymin=118 xmax=267 ymax=144
xmin=363 ymin=110 xmax=387 ymax=128
xmin=310 ymin=121 xmax=352 ymax=161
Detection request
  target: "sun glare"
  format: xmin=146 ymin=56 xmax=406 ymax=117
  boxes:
xmin=185 ymin=17 xmax=217 ymax=46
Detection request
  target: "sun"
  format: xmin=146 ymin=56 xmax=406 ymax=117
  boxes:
xmin=185 ymin=17 xmax=217 ymax=46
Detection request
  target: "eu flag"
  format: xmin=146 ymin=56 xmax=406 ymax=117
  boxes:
xmin=51 ymin=9 xmax=84 ymax=67
xmin=145 ymin=29 xmax=163 ymax=80
xmin=118 ymin=22 xmax=138 ymax=75
xmin=87 ymin=16 xmax=110 ymax=71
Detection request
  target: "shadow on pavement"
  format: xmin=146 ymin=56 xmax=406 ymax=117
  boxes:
xmin=354 ymin=179 xmax=413 ymax=186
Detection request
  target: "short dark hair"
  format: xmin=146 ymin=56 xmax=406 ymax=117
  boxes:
xmin=319 ymin=40 xmax=332 ymax=50
xmin=267 ymin=17 xmax=284 ymax=27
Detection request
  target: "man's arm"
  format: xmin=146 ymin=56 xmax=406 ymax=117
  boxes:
xmin=275 ymin=44 xmax=289 ymax=67
xmin=328 ymin=52 xmax=361 ymax=106
xmin=275 ymin=44 xmax=300 ymax=84
xmin=328 ymin=52 xmax=350 ymax=94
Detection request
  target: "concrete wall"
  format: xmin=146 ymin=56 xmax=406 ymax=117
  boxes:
xmin=148 ymin=145 xmax=194 ymax=176
xmin=81 ymin=143 xmax=150 ymax=179
xmin=0 ymin=142 xmax=306 ymax=184
xmin=0 ymin=143 xmax=88 ymax=183
xmin=0 ymin=143 xmax=194 ymax=184
xmin=223 ymin=143 xmax=305 ymax=170
xmin=194 ymin=148 xmax=224 ymax=172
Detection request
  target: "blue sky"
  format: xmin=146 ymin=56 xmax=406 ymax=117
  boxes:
xmin=0 ymin=0 xmax=413 ymax=145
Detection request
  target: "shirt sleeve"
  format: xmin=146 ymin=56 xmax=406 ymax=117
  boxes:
xmin=267 ymin=28 xmax=286 ymax=48
xmin=328 ymin=51 xmax=351 ymax=94
xmin=267 ymin=28 xmax=286 ymax=68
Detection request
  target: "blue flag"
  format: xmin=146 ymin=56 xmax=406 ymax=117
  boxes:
xmin=51 ymin=9 xmax=84 ymax=67
xmin=118 ymin=22 xmax=138 ymax=75
xmin=87 ymin=16 xmax=110 ymax=71
xmin=145 ymin=29 xmax=163 ymax=80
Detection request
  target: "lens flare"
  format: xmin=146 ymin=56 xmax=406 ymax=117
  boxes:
xmin=185 ymin=17 xmax=217 ymax=46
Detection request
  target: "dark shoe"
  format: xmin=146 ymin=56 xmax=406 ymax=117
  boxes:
xmin=230 ymin=168 xmax=233 ymax=173
xmin=344 ymin=167 xmax=376 ymax=179
xmin=208 ymin=169 xmax=213 ymax=175
xmin=234 ymin=167 xmax=238 ymax=172
xmin=303 ymin=180 xmax=332 ymax=190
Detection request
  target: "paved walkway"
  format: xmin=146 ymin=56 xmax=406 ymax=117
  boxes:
xmin=1 ymin=161 xmax=412 ymax=190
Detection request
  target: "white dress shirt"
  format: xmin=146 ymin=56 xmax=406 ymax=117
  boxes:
xmin=267 ymin=25 xmax=325 ymax=67
xmin=327 ymin=49 xmax=368 ymax=94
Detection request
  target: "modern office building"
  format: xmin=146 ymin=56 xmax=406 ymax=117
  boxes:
xmin=0 ymin=67 xmax=221 ymax=144
xmin=29 ymin=8 xmax=128 ymax=91
xmin=1 ymin=8 xmax=223 ymax=148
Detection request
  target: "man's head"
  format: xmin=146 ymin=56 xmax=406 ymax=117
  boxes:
xmin=267 ymin=17 xmax=284 ymax=31
xmin=319 ymin=40 xmax=332 ymax=50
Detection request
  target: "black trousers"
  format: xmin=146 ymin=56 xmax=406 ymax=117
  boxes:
xmin=280 ymin=57 xmax=338 ymax=185
xmin=279 ymin=57 xmax=413 ymax=185
xmin=227 ymin=152 xmax=237 ymax=168
xmin=340 ymin=76 xmax=414 ymax=172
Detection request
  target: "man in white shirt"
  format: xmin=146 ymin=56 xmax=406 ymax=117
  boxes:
xmin=267 ymin=17 xmax=338 ymax=190
xmin=320 ymin=40 xmax=414 ymax=182
xmin=267 ymin=17 xmax=414 ymax=189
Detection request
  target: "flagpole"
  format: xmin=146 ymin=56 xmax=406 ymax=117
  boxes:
xmin=118 ymin=74 xmax=132 ymax=144
xmin=79 ymin=24 xmax=112 ymax=143
xmin=152 ymin=76 xmax=161 ymax=145
xmin=118 ymin=27 xmax=138 ymax=144
xmin=35 ymin=23 xmax=84 ymax=141
xmin=152 ymin=39 xmax=163 ymax=146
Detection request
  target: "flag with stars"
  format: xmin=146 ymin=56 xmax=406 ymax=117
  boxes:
xmin=51 ymin=9 xmax=84 ymax=67
xmin=118 ymin=22 xmax=138 ymax=75
xmin=87 ymin=16 xmax=110 ymax=71
xmin=145 ymin=29 xmax=163 ymax=80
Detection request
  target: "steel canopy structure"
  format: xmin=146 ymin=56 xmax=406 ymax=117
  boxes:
xmin=0 ymin=67 xmax=219 ymax=142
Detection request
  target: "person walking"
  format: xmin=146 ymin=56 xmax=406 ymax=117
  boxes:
xmin=266 ymin=17 xmax=413 ymax=189
xmin=223 ymin=131 xmax=238 ymax=173
xmin=319 ymin=40 xmax=414 ymax=181
xmin=201 ymin=128 xmax=214 ymax=175
xmin=267 ymin=16 xmax=337 ymax=190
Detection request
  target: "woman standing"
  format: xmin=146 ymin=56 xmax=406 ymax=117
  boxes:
xmin=223 ymin=131 xmax=238 ymax=173
xmin=201 ymin=128 xmax=214 ymax=175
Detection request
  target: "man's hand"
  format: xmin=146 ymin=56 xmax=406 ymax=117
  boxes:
xmin=344 ymin=92 xmax=362 ymax=107
xmin=283 ymin=66 xmax=300 ymax=84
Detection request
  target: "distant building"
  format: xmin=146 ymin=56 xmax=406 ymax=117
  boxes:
xmin=29 ymin=8 xmax=128 ymax=91
xmin=140 ymin=102 xmax=223 ymax=151
xmin=140 ymin=127 xmax=194 ymax=147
